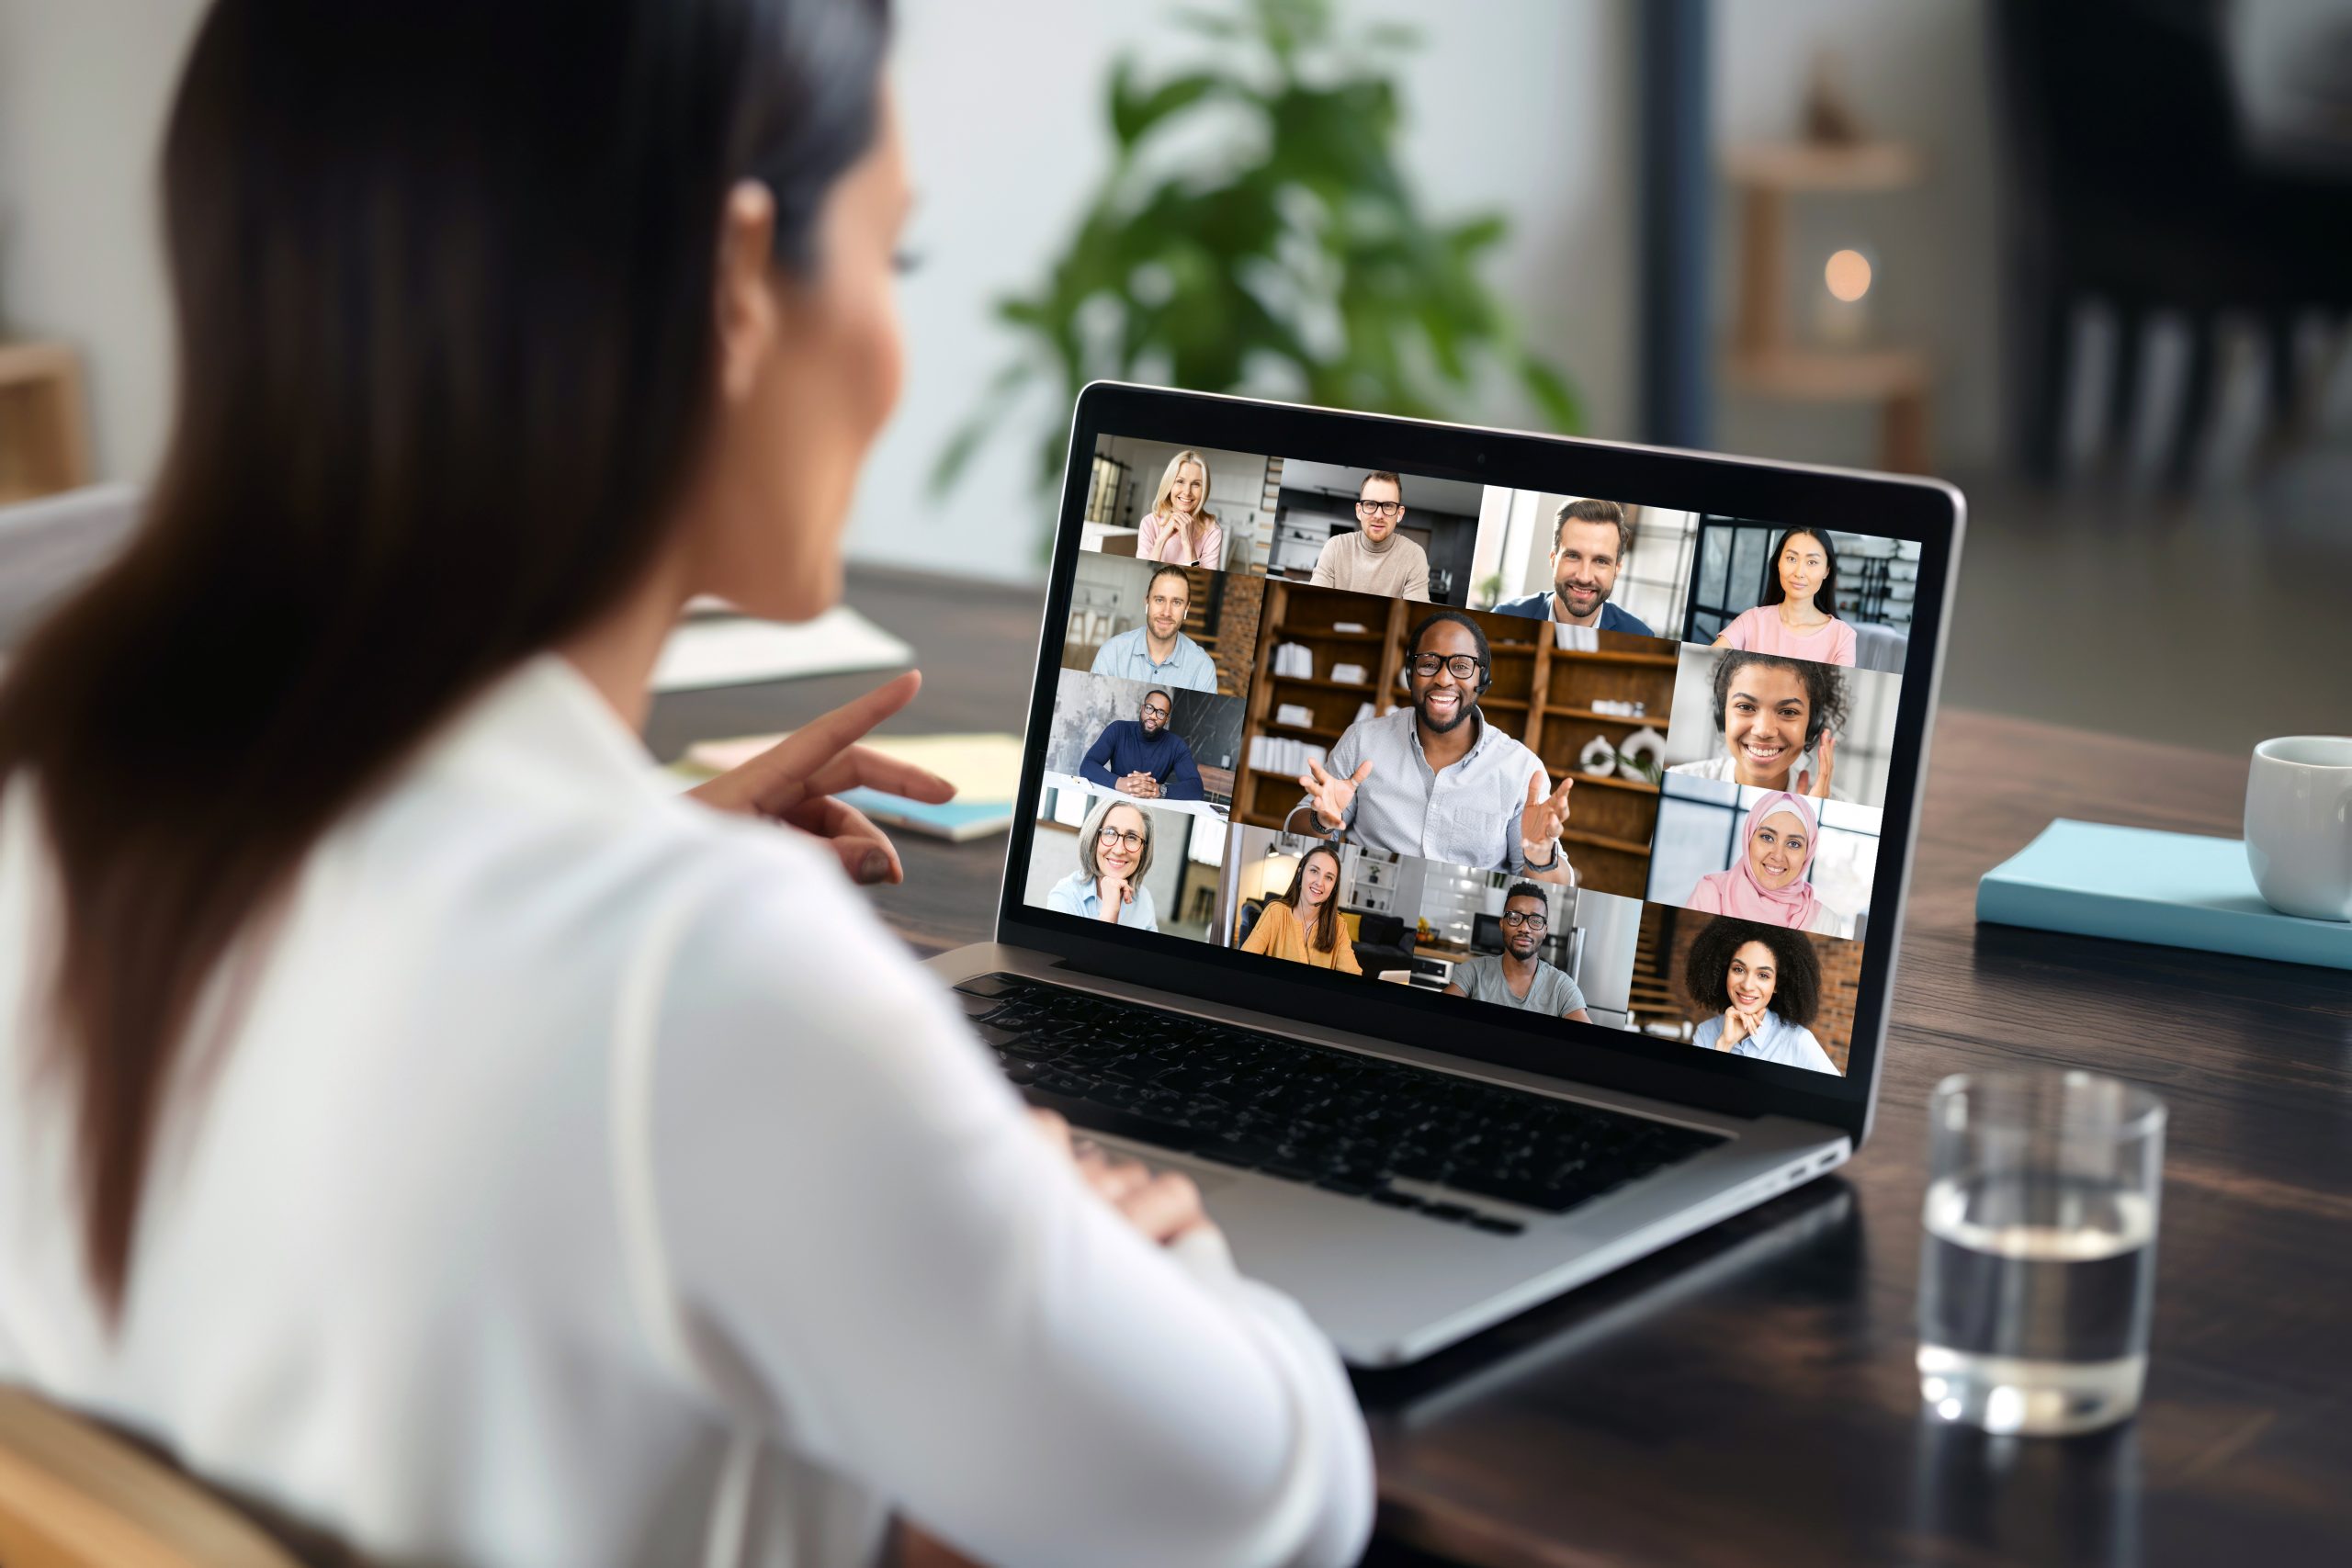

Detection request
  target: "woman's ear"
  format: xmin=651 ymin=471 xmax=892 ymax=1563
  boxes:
xmin=714 ymin=181 xmax=779 ymax=404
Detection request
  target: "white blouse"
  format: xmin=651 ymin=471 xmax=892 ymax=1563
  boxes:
xmin=0 ymin=656 xmax=1371 ymax=1568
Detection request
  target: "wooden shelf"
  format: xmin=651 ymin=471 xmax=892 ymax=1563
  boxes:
xmin=1724 ymin=348 xmax=1928 ymax=402
xmin=1264 ymin=720 xmax=1343 ymax=743
xmin=1271 ymin=674 xmax=1374 ymax=694
xmin=1555 ymin=648 xmax=1681 ymax=669
xmin=1723 ymin=141 xmax=1922 ymax=192
xmin=1480 ymin=695 xmax=1529 ymax=711
xmin=1560 ymin=828 xmax=1651 ymax=858
xmin=1283 ymin=627 xmax=1385 ymax=645
xmin=1547 ymin=772 xmax=1660 ymax=795
xmin=1546 ymin=705 xmax=1661 ymax=726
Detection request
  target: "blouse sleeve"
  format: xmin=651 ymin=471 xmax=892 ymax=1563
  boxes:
xmin=1829 ymin=618 xmax=1858 ymax=667
xmin=1240 ymin=903 xmax=1285 ymax=957
xmin=1198 ymin=521 xmax=1226 ymax=570
xmin=1136 ymin=513 xmax=1169 ymax=560
xmin=1686 ymin=872 xmax=1726 ymax=914
xmin=633 ymin=852 xmax=1373 ymax=1568
xmin=1332 ymin=933 xmax=1362 ymax=976
xmin=1718 ymin=607 xmax=1758 ymax=649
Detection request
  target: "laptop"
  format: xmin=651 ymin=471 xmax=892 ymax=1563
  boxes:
xmin=926 ymin=383 xmax=1962 ymax=1367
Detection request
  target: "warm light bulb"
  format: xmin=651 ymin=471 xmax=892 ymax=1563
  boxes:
xmin=1825 ymin=249 xmax=1872 ymax=303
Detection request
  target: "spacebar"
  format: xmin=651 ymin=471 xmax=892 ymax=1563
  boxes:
xmin=1017 ymin=1084 xmax=1204 ymax=1154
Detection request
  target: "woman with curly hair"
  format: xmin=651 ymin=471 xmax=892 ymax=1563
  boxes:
xmin=1682 ymin=917 xmax=1838 ymax=1074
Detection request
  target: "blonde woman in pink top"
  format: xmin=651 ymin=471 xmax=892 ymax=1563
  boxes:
xmin=1136 ymin=448 xmax=1226 ymax=568
xmin=1713 ymin=527 xmax=1857 ymax=667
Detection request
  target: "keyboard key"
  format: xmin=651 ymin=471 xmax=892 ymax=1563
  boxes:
xmin=1421 ymin=1202 xmax=1474 ymax=1224
xmin=954 ymin=974 xmax=1033 ymax=999
xmin=1469 ymin=1215 xmax=1525 ymax=1235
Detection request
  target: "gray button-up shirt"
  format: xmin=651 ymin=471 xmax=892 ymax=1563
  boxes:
xmin=1299 ymin=705 xmax=1547 ymax=871
xmin=1089 ymin=627 xmax=1219 ymax=693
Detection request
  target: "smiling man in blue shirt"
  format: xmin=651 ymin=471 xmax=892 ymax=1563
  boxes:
xmin=1089 ymin=564 xmax=1220 ymax=693
xmin=1490 ymin=498 xmax=1656 ymax=637
xmin=1080 ymin=687 xmax=1204 ymax=802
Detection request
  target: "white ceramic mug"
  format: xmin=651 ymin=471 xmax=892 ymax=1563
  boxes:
xmin=2245 ymin=736 xmax=2352 ymax=921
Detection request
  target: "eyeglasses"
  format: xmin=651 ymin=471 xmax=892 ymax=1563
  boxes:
xmin=1096 ymin=827 xmax=1147 ymax=852
xmin=1499 ymin=910 xmax=1548 ymax=931
xmin=1409 ymin=652 xmax=1486 ymax=681
xmin=1140 ymin=705 xmax=1170 ymax=718
xmin=1357 ymin=500 xmax=1405 ymax=519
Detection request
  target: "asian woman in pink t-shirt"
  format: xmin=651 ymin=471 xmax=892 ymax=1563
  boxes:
xmin=1713 ymin=527 xmax=1857 ymax=667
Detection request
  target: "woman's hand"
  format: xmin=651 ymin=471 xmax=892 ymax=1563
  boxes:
xmin=687 ymin=670 xmax=952 ymax=886
xmin=1720 ymin=1004 xmax=1766 ymax=1049
xmin=1026 ymin=1109 xmax=1216 ymax=1247
xmin=1798 ymin=730 xmax=1836 ymax=799
xmin=1093 ymin=873 xmax=1134 ymax=920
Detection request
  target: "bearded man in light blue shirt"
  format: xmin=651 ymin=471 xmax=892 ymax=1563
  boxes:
xmin=1090 ymin=563 xmax=1218 ymax=693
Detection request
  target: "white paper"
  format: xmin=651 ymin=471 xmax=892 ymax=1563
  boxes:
xmin=652 ymin=605 xmax=914 ymax=694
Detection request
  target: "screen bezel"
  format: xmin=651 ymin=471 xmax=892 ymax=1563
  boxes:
xmin=993 ymin=381 xmax=1963 ymax=1145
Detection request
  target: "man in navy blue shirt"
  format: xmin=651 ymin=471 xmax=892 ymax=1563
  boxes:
xmin=1490 ymin=498 xmax=1657 ymax=637
xmin=1080 ymin=687 xmax=1204 ymax=801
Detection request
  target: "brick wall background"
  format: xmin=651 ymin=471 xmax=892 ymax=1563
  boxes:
xmin=1204 ymin=569 xmax=1262 ymax=700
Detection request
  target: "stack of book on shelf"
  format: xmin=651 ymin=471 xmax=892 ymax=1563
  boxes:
xmin=1249 ymin=735 xmax=1329 ymax=777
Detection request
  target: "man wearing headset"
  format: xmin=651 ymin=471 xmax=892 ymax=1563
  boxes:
xmin=1291 ymin=610 xmax=1577 ymax=885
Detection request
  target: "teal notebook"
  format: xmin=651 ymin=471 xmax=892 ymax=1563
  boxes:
xmin=1976 ymin=819 xmax=2352 ymax=972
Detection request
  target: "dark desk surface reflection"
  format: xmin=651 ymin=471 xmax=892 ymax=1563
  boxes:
xmin=658 ymin=569 xmax=2352 ymax=1568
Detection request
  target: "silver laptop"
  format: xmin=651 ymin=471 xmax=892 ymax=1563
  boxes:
xmin=926 ymin=383 xmax=1962 ymax=1367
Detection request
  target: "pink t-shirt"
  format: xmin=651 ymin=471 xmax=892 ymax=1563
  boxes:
xmin=1718 ymin=605 xmax=1857 ymax=667
xmin=1136 ymin=512 xmax=1224 ymax=569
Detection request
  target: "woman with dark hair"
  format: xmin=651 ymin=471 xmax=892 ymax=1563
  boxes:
xmin=1683 ymin=791 xmax=1840 ymax=934
xmin=1669 ymin=649 xmax=1851 ymax=798
xmin=1241 ymin=843 xmax=1361 ymax=972
xmin=1712 ymin=527 xmax=1858 ymax=667
xmin=0 ymin=4 xmax=1371 ymax=1564
xmin=1682 ymin=919 xmax=1838 ymax=1074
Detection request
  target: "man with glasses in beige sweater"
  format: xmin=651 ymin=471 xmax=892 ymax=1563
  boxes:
xmin=1309 ymin=471 xmax=1430 ymax=601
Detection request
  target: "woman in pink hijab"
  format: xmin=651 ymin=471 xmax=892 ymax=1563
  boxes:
xmin=1686 ymin=791 xmax=1838 ymax=933
xmin=1136 ymin=448 xmax=1225 ymax=568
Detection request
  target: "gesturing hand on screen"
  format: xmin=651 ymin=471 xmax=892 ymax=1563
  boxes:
xmin=1798 ymin=730 xmax=1837 ymax=799
xmin=1299 ymin=758 xmax=1373 ymax=830
xmin=687 ymin=669 xmax=954 ymax=886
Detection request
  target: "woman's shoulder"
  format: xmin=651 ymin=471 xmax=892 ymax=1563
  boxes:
xmin=1691 ymin=1012 xmax=1724 ymax=1047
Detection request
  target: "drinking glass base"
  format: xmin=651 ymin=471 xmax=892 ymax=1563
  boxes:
xmin=1917 ymin=1344 xmax=2144 ymax=1436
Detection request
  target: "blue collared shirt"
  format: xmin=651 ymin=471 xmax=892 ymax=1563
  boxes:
xmin=1079 ymin=721 xmax=1204 ymax=800
xmin=1043 ymin=867 xmax=1159 ymax=931
xmin=1089 ymin=627 xmax=1219 ymax=693
xmin=1692 ymin=1010 xmax=1838 ymax=1074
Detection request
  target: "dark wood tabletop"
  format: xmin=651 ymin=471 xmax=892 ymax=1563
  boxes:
xmin=653 ymin=565 xmax=2352 ymax=1568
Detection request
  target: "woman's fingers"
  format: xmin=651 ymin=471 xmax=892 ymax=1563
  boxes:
xmin=1115 ymin=1169 xmax=1208 ymax=1245
xmin=782 ymin=794 xmax=900 ymax=884
xmin=688 ymin=669 xmax=925 ymax=816
xmin=798 ymin=742 xmax=956 ymax=805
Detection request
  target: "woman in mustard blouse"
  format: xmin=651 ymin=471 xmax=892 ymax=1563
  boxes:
xmin=1241 ymin=844 xmax=1363 ymax=973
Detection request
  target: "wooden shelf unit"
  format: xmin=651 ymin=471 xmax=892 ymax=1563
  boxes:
xmin=1238 ymin=589 xmax=1679 ymax=901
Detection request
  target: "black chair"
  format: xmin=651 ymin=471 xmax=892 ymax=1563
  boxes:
xmin=1349 ymin=911 xmax=1419 ymax=978
xmin=1235 ymin=897 xmax=1267 ymax=948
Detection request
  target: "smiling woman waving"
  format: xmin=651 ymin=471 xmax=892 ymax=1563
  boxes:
xmin=0 ymin=3 xmax=1370 ymax=1564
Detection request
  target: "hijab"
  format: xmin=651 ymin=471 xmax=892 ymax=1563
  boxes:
xmin=1699 ymin=790 xmax=1824 ymax=929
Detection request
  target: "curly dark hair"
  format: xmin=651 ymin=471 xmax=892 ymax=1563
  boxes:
xmin=1710 ymin=649 xmax=1849 ymax=753
xmin=1757 ymin=527 xmax=1838 ymax=616
xmin=1684 ymin=917 xmax=1822 ymax=1027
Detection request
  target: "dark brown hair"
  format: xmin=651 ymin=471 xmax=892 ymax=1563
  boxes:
xmin=1757 ymin=527 xmax=1839 ymax=616
xmin=1684 ymin=917 xmax=1822 ymax=1026
xmin=1276 ymin=844 xmax=1346 ymax=957
xmin=1552 ymin=497 xmax=1631 ymax=559
xmin=0 ymin=0 xmax=890 ymax=1315
xmin=1711 ymin=649 xmax=1849 ymax=753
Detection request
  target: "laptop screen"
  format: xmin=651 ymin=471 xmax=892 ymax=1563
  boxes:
xmin=1012 ymin=424 xmax=1931 ymax=1089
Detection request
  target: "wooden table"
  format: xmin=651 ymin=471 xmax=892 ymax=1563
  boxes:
xmin=656 ymin=566 xmax=2352 ymax=1567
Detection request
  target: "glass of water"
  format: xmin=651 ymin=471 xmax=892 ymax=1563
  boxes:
xmin=1918 ymin=1069 xmax=2165 ymax=1436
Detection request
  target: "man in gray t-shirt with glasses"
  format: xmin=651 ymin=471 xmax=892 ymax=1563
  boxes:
xmin=1443 ymin=885 xmax=1592 ymax=1021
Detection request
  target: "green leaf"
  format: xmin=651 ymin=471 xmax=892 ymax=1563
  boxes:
xmin=1111 ymin=67 xmax=1225 ymax=151
xmin=1518 ymin=353 xmax=1584 ymax=434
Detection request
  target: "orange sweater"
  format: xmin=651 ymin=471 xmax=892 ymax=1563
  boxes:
xmin=1240 ymin=900 xmax=1362 ymax=974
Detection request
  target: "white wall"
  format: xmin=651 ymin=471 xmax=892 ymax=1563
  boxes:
xmin=0 ymin=1 xmax=1997 ymax=574
xmin=0 ymin=0 xmax=207 ymax=480
xmin=1713 ymin=0 xmax=2000 ymax=470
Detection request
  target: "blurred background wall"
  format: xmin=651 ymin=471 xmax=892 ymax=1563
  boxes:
xmin=2 ymin=0 xmax=2345 ymax=754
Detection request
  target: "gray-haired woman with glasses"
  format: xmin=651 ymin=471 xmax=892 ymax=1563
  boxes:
xmin=1047 ymin=795 xmax=1160 ymax=930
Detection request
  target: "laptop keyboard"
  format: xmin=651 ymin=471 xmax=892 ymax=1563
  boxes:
xmin=955 ymin=974 xmax=1726 ymax=1236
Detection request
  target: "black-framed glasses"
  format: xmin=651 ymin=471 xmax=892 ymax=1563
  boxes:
xmin=1409 ymin=652 xmax=1486 ymax=681
xmin=1357 ymin=500 xmax=1405 ymax=519
xmin=1140 ymin=702 xmax=1171 ymax=718
xmin=1096 ymin=826 xmax=1147 ymax=852
xmin=1499 ymin=910 xmax=1548 ymax=931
